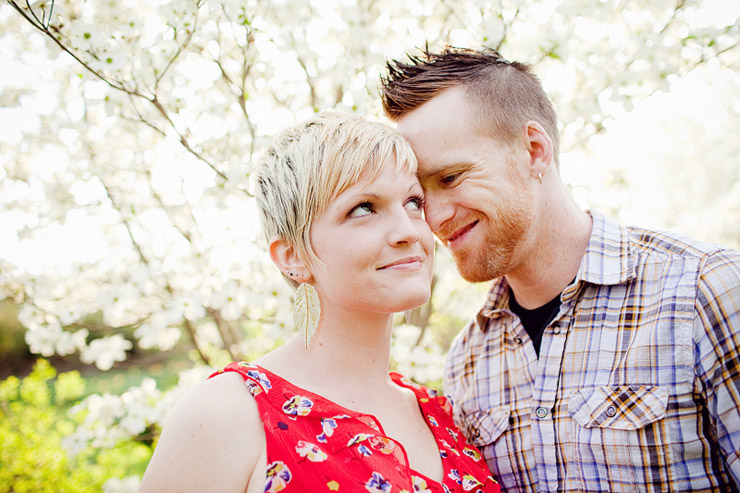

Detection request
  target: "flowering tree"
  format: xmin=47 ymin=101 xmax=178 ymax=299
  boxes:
xmin=1 ymin=0 xmax=738 ymax=485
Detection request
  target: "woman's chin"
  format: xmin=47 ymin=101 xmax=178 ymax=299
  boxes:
xmin=394 ymin=291 xmax=431 ymax=313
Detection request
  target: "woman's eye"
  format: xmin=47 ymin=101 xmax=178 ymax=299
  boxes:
xmin=405 ymin=196 xmax=424 ymax=211
xmin=349 ymin=202 xmax=373 ymax=218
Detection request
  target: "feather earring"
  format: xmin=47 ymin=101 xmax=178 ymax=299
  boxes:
xmin=293 ymin=283 xmax=320 ymax=349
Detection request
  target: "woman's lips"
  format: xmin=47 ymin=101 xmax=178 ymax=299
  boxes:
xmin=378 ymin=256 xmax=423 ymax=270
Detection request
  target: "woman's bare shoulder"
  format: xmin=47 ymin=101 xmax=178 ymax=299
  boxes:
xmin=139 ymin=371 xmax=265 ymax=493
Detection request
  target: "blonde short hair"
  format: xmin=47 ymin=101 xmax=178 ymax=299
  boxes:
xmin=255 ymin=111 xmax=418 ymax=286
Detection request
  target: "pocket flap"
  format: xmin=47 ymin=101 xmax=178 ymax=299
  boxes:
xmin=460 ymin=406 xmax=510 ymax=447
xmin=568 ymin=386 xmax=668 ymax=430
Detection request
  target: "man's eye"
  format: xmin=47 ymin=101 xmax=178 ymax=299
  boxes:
xmin=349 ymin=202 xmax=373 ymax=218
xmin=441 ymin=173 xmax=458 ymax=185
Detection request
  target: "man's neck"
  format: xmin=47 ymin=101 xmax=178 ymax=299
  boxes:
xmin=506 ymin=198 xmax=592 ymax=309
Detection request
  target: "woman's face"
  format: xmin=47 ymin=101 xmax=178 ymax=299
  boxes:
xmin=308 ymin=156 xmax=435 ymax=317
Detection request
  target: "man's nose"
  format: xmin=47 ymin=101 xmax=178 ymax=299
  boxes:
xmin=423 ymin=192 xmax=454 ymax=236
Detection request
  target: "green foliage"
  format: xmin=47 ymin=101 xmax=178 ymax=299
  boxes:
xmin=0 ymin=360 xmax=151 ymax=493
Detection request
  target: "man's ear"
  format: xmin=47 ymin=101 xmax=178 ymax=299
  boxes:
xmin=269 ymin=236 xmax=313 ymax=282
xmin=521 ymin=120 xmax=553 ymax=181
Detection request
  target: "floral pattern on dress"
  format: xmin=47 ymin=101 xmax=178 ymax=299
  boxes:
xmin=366 ymin=471 xmax=393 ymax=493
xmin=348 ymin=433 xmax=375 ymax=447
xmin=461 ymin=474 xmax=483 ymax=491
xmin=462 ymin=448 xmax=481 ymax=462
xmin=246 ymin=370 xmax=272 ymax=392
xmin=399 ymin=376 xmax=423 ymax=390
xmin=295 ymin=440 xmax=328 ymax=462
xmin=358 ymin=444 xmax=373 ymax=457
xmin=210 ymin=363 xmax=500 ymax=493
xmin=347 ymin=434 xmax=376 ymax=457
xmin=245 ymin=380 xmax=264 ymax=397
xmin=439 ymin=439 xmax=460 ymax=457
xmin=265 ymin=461 xmax=292 ymax=492
xmin=369 ymin=435 xmax=395 ymax=454
xmin=412 ymin=475 xmax=432 ymax=492
xmin=327 ymin=480 xmax=340 ymax=491
xmin=448 ymin=469 xmax=462 ymax=485
xmin=317 ymin=415 xmax=350 ymax=442
xmin=282 ymin=395 xmax=313 ymax=419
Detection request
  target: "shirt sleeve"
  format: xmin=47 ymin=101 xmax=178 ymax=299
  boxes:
xmin=693 ymin=247 xmax=740 ymax=486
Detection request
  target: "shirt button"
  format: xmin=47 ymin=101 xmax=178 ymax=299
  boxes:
xmin=606 ymin=406 xmax=617 ymax=417
xmin=553 ymin=327 xmax=561 ymax=335
xmin=535 ymin=407 xmax=548 ymax=419
xmin=515 ymin=337 xmax=523 ymax=345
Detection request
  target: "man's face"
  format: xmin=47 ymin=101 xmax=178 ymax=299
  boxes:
xmin=397 ymin=87 xmax=535 ymax=282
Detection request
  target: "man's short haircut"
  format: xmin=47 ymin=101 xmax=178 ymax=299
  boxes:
xmin=254 ymin=111 xmax=417 ymax=286
xmin=381 ymin=46 xmax=560 ymax=163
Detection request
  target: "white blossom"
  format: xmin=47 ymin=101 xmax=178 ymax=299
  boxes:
xmin=103 ymin=476 xmax=140 ymax=493
xmin=66 ymin=20 xmax=105 ymax=52
xmin=80 ymin=335 xmax=133 ymax=371
xmin=24 ymin=323 xmax=62 ymax=357
xmin=61 ymin=426 xmax=95 ymax=457
xmin=55 ymin=328 xmax=89 ymax=356
xmin=391 ymin=324 xmax=446 ymax=384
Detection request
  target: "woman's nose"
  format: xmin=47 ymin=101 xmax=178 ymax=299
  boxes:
xmin=388 ymin=209 xmax=422 ymax=245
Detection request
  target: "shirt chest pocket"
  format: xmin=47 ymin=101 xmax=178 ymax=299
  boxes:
xmin=459 ymin=405 xmax=511 ymax=448
xmin=566 ymin=385 xmax=673 ymax=478
xmin=568 ymin=385 xmax=668 ymax=430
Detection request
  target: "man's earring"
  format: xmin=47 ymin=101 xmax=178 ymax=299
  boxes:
xmin=294 ymin=282 xmax=320 ymax=349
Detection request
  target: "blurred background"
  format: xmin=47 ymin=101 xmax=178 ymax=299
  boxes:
xmin=1 ymin=0 xmax=738 ymax=490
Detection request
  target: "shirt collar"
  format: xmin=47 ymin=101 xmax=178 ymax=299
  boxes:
xmin=476 ymin=210 xmax=636 ymax=329
xmin=578 ymin=209 xmax=637 ymax=286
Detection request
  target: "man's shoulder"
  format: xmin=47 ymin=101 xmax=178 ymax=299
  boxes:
xmin=624 ymin=224 xmax=740 ymax=288
xmin=590 ymin=210 xmax=739 ymax=266
xmin=625 ymin=223 xmax=736 ymax=260
xmin=582 ymin=211 xmax=740 ymax=296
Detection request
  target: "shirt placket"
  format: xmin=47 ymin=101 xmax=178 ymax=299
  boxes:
xmin=503 ymin=312 xmax=540 ymax=489
xmin=531 ymin=309 xmax=571 ymax=492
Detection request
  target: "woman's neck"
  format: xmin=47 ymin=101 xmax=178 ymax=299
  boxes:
xmin=257 ymin=309 xmax=396 ymax=391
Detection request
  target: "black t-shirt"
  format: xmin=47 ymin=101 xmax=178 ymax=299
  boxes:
xmin=508 ymin=289 xmax=562 ymax=357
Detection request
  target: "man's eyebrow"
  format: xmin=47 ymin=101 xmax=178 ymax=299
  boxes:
xmin=419 ymin=162 xmax=468 ymax=180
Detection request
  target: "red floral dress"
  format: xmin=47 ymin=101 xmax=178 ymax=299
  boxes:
xmin=210 ymin=362 xmax=500 ymax=493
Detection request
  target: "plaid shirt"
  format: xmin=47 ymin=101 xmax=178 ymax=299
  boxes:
xmin=444 ymin=211 xmax=740 ymax=492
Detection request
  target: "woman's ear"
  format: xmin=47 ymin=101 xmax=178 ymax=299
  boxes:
xmin=269 ymin=236 xmax=313 ymax=282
